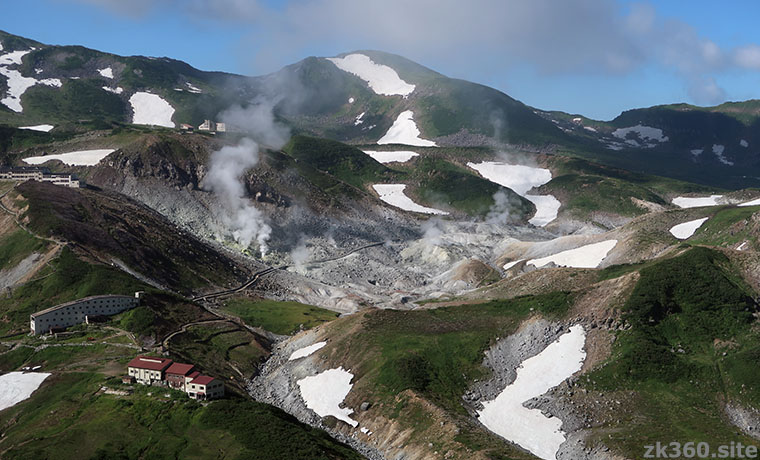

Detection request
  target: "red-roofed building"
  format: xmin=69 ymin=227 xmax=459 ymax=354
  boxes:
xmin=165 ymin=363 xmax=195 ymax=390
xmin=124 ymin=355 xmax=224 ymax=399
xmin=187 ymin=375 xmax=224 ymax=400
xmin=127 ymin=356 xmax=173 ymax=385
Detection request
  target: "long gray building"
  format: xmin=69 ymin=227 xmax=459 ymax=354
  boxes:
xmin=30 ymin=293 xmax=141 ymax=335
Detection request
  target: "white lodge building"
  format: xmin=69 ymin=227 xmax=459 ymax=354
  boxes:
xmin=30 ymin=293 xmax=141 ymax=335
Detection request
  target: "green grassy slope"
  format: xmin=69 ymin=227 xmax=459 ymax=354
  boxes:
xmin=0 ymin=373 xmax=362 ymax=460
xmin=16 ymin=181 xmax=243 ymax=292
xmin=0 ymin=247 xmax=145 ymax=336
xmin=223 ymin=297 xmax=340 ymax=335
xmin=319 ymin=293 xmax=572 ymax=458
xmin=588 ymin=247 xmax=760 ymax=456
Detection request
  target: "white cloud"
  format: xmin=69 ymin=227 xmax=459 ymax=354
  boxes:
xmin=734 ymin=45 xmax=760 ymax=69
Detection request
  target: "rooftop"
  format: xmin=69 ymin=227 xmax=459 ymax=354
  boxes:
xmin=31 ymin=294 xmax=136 ymax=317
xmin=191 ymin=375 xmax=215 ymax=386
xmin=127 ymin=356 xmax=173 ymax=371
xmin=166 ymin=363 xmax=195 ymax=376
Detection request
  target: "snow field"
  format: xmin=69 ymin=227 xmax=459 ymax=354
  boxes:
xmin=19 ymin=124 xmax=54 ymax=132
xmin=712 ymin=144 xmax=733 ymax=166
xmin=297 ymin=367 xmax=358 ymax=427
xmin=478 ymin=325 xmax=586 ymax=460
xmin=739 ymin=198 xmax=760 ymax=207
xmin=527 ymin=240 xmax=618 ymax=269
xmin=525 ymin=195 xmax=562 ymax=227
xmin=327 ymin=54 xmax=415 ymax=96
xmin=672 ymin=195 xmax=723 ymax=208
xmin=502 ymin=259 xmax=524 ymax=270
xmin=377 ymin=111 xmax=437 ymax=147
xmin=362 ymin=150 xmax=419 ymax=163
xmin=129 ymin=92 xmax=175 ymax=128
xmin=97 ymin=67 xmax=113 ymax=79
xmin=0 ymin=50 xmax=30 ymax=66
xmin=0 ymin=69 xmax=62 ymax=113
xmin=466 ymin=161 xmax=559 ymax=227
xmin=0 ymin=48 xmax=64 ymax=113
xmin=186 ymin=82 xmax=202 ymax=94
xmin=289 ymin=342 xmax=327 ymax=361
xmin=372 ymin=184 xmax=449 ymax=215
xmin=0 ymin=372 xmax=51 ymax=411
xmin=612 ymin=125 xmax=668 ymax=144
xmin=467 ymin=162 xmax=551 ymax=195
xmin=23 ymin=149 xmax=116 ymax=166
xmin=669 ymin=217 xmax=708 ymax=239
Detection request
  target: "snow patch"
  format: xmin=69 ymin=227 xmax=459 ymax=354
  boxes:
xmin=691 ymin=149 xmax=703 ymax=157
xmin=362 ymin=150 xmax=418 ymax=163
xmin=327 ymin=54 xmax=414 ymax=97
xmin=672 ymin=195 xmax=723 ymax=208
xmin=19 ymin=124 xmax=54 ymax=132
xmin=0 ymin=50 xmax=30 ymax=66
xmin=129 ymin=92 xmax=175 ymax=128
xmin=186 ymin=82 xmax=202 ymax=94
xmin=0 ymin=372 xmax=51 ymax=411
xmin=669 ymin=217 xmax=708 ymax=239
xmin=102 ymin=86 xmax=124 ymax=94
xmin=712 ymin=144 xmax=733 ymax=165
xmin=583 ymin=126 xmax=597 ymax=132
xmin=377 ymin=110 xmax=436 ymax=146
xmin=97 ymin=67 xmax=113 ymax=79
xmin=741 ymin=139 xmax=749 ymax=148
xmin=0 ymin=62 xmax=62 ymax=112
xmin=612 ymin=125 xmax=668 ymax=148
xmin=605 ymin=142 xmax=624 ymax=151
xmin=527 ymin=240 xmax=617 ymax=269
xmin=525 ymin=195 xmax=562 ymax=227
xmin=348 ymin=97 xmax=355 ymax=104
xmin=354 ymin=112 xmax=365 ymax=126
xmin=478 ymin=325 xmax=586 ymax=460
xmin=23 ymin=149 xmax=116 ymax=166
xmin=739 ymin=198 xmax=760 ymax=207
xmin=289 ymin=342 xmax=327 ymax=361
xmin=372 ymin=184 xmax=449 ymax=215
xmin=502 ymin=259 xmax=524 ymax=270
xmin=297 ymin=367 xmax=358 ymax=427
xmin=466 ymin=161 xmax=559 ymax=227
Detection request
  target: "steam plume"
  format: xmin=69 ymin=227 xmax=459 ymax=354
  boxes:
xmin=220 ymin=98 xmax=290 ymax=149
xmin=205 ymin=138 xmax=272 ymax=256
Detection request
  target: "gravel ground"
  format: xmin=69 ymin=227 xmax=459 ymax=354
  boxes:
xmin=249 ymin=331 xmax=386 ymax=460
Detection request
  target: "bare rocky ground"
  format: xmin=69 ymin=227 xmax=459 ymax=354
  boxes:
xmin=249 ymin=330 xmax=385 ymax=460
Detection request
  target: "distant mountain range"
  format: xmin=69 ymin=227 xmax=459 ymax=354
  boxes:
xmin=1 ymin=29 xmax=760 ymax=188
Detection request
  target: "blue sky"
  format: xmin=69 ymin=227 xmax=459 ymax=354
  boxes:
xmin=3 ymin=0 xmax=760 ymax=120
